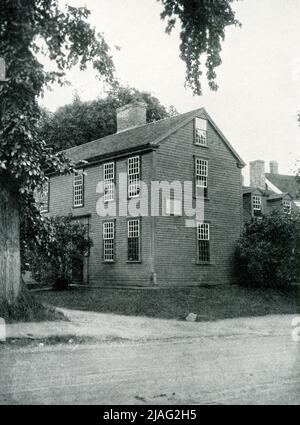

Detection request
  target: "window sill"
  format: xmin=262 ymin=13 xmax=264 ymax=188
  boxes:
xmin=196 ymin=261 xmax=215 ymax=266
xmin=126 ymin=261 xmax=142 ymax=264
xmin=73 ymin=205 xmax=84 ymax=209
xmin=194 ymin=144 xmax=209 ymax=149
xmin=103 ymin=260 xmax=115 ymax=264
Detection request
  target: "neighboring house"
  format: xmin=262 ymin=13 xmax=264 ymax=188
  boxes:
xmin=242 ymin=160 xmax=299 ymax=222
xmin=39 ymin=101 xmax=245 ymax=287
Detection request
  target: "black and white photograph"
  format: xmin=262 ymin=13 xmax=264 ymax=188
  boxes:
xmin=0 ymin=0 xmax=300 ymax=407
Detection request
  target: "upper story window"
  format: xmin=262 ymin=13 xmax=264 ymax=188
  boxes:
xmin=195 ymin=118 xmax=207 ymax=146
xmin=252 ymin=195 xmax=262 ymax=215
xmin=195 ymin=158 xmax=208 ymax=198
xmin=197 ymin=222 xmax=210 ymax=262
xmin=128 ymin=156 xmax=140 ymax=198
xmin=73 ymin=170 xmax=84 ymax=208
xmin=128 ymin=219 xmax=140 ymax=262
xmin=103 ymin=221 xmax=115 ymax=262
xmin=40 ymin=181 xmax=49 ymax=213
xmin=104 ymin=162 xmax=115 ymax=202
xmin=283 ymin=200 xmax=292 ymax=214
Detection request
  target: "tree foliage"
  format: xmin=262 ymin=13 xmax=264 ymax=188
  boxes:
xmin=38 ymin=85 xmax=178 ymax=151
xmin=159 ymin=0 xmax=240 ymax=95
xmin=0 ymin=0 xmax=115 ymax=197
xmin=22 ymin=215 xmax=92 ymax=289
xmin=235 ymin=211 xmax=300 ymax=288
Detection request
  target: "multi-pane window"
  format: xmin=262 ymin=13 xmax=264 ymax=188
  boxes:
xmin=195 ymin=118 xmax=207 ymax=146
xmin=197 ymin=222 xmax=210 ymax=262
xmin=128 ymin=219 xmax=140 ymax=262
xmin=104 ymin=162 xmax=115 ymax=202
xmin=103 ymin=221 xmax=115 ymax=262
xmin=252 ymin=195 xmax=262 ymax=212
xmin=40 ymin=181 xmax=49 ymax=213
xmin=128 ymin=156 xmax=140 ymax=198
xmin=73 ymin=171 xmax=84 ymax=207
xmin=283 ymin=200 xmax=292 ymax=214
xmin=195 ymin=158 xmax=208 ymax=197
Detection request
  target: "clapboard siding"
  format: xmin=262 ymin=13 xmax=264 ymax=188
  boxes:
xmin=45 ymin=112 xmax=243 ymax=287
xmin=46 ymin=151 xmax=154 ymax=286
xmin=154 ymin=118 xmax=243 ymax=286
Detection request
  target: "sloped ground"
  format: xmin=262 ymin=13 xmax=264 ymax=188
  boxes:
xmin=35 ymin=285 xmax=300 ymax=321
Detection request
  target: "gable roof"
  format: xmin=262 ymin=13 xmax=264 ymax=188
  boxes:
xmin=265 ymin=173 xmax=300 ymax=199
xmin=62 ymin=107 xmax=245 ymax=167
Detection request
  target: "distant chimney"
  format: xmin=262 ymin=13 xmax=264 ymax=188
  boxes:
xmin=269 ymin=160 xmax=279 ymax=174
xmin=250 ymin=160 xmax=266 ymax=189
xmin=116 ymin=101 xmax=147 ymax=133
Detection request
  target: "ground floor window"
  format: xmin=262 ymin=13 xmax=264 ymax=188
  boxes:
xmin=128 ymin=219 xmax=140 ymax=262
xmin=197 ymin=222 xmax=210 ymax=262
xmin=103 ymin=221 xmax=115 ymax=262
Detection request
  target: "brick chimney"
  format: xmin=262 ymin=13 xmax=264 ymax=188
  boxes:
xmin=116 ymin=101 xmax=147 ymax=133
xmin=269 ymin=160 xmax=279 ymax=174
xmin=250 ymin=160 xmax=266 ymax=190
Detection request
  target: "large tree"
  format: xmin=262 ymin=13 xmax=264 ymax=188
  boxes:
xmin=38 ymin=86 xmax=178 ymax=151
xmin=0 ymin=0 xmax=239 ymax=307
xmin=158 ymin=0 xmax=240 ymax=95
xmin=0 ymin=0 xmax=115 ymax=304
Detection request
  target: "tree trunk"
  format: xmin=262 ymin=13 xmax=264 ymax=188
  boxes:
xmin=0 ymin=174 xmax=21 ymax=304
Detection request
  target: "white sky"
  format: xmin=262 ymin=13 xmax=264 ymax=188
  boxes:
xmin=39 ymin=0 xmax=300 ymax=181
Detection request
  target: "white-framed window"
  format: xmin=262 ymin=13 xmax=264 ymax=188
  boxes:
xmin=252 ymin=195 xmax=262 ymax=211
xmin=283 ymin=200 xmax=292 ymax=214
xmin=40 ymin=181 xmax=49 ymax=213
xmin=128 ymin=156 xmax=140 ymax=198
xmin=103 ymin=162 xmax=115 ymax=202
xmin=195 ymin=158 xmax=208 ymax=197
xmin=103 ymin=221 xmax=115 ymax=262
xmin=128 ymin=219 xmax=140 ymax=262
xmin=197 ymin=222 xmax=210 ymax=262
xmin=195 ymin=117 xmax=207 ymax=146
xmin=73 ymin=170 xmax=84 ymax=207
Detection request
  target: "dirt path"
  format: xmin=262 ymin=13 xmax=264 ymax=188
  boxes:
xmin=1 ymin=312 xmax=300 ymax=404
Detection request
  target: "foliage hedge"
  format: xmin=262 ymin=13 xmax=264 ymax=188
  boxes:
xmin=22 ymin=215 xmax=92 ymax=290
xmin=235 ymin=210 xmax=300 ymax=288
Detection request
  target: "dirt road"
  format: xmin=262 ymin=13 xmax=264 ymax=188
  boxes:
xmin=0 ymin=313 xmax=300 ymax=404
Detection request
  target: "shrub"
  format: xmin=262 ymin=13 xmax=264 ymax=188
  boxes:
xmin=22 ymin=216 xmax=92 ymax=289
xmin=235 ymin=210 xmax=300 ymax=288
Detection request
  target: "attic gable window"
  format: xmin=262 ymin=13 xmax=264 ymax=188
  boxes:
xmin=104 ymin=162 xmax=115 ymax=202
xmin=252 ymin=195 xmax=262 ymax=213
xmin=283 ymin=200 xmax=291 ymax=214
xmin=40 ymin=181 xmax=49 ymax=213
xmin=73 ymin=170 xmax=84 ymax=208
xmin=128 ymin=156 xmax=140 ymax=198
xmin=197 ymin=222 xmax=210 ymax=262
xmin=195 ymin=158 xmax=208 ymax=198
xmin=195 ymin=117 xmax=207 ymax=146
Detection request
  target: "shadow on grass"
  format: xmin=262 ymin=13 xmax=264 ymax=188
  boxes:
xmin=0 ymin=288 xmax=68 ymax=324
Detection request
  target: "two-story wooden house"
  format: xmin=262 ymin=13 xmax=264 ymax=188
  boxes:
xmin=243 ymin=160 xmax=299 ymax=222
xmin=40 ymin=101 xmax=245 ymax=287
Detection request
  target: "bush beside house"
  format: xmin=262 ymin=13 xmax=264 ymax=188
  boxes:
xmin=22 ymin=216 xmax=92 ymax=290
xmin=235 ymin=210 xmax=300 ymax=288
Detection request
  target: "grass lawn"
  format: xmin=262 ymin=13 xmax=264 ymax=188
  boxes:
xmin=35 ymin=285 xmax=300 ymax=321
